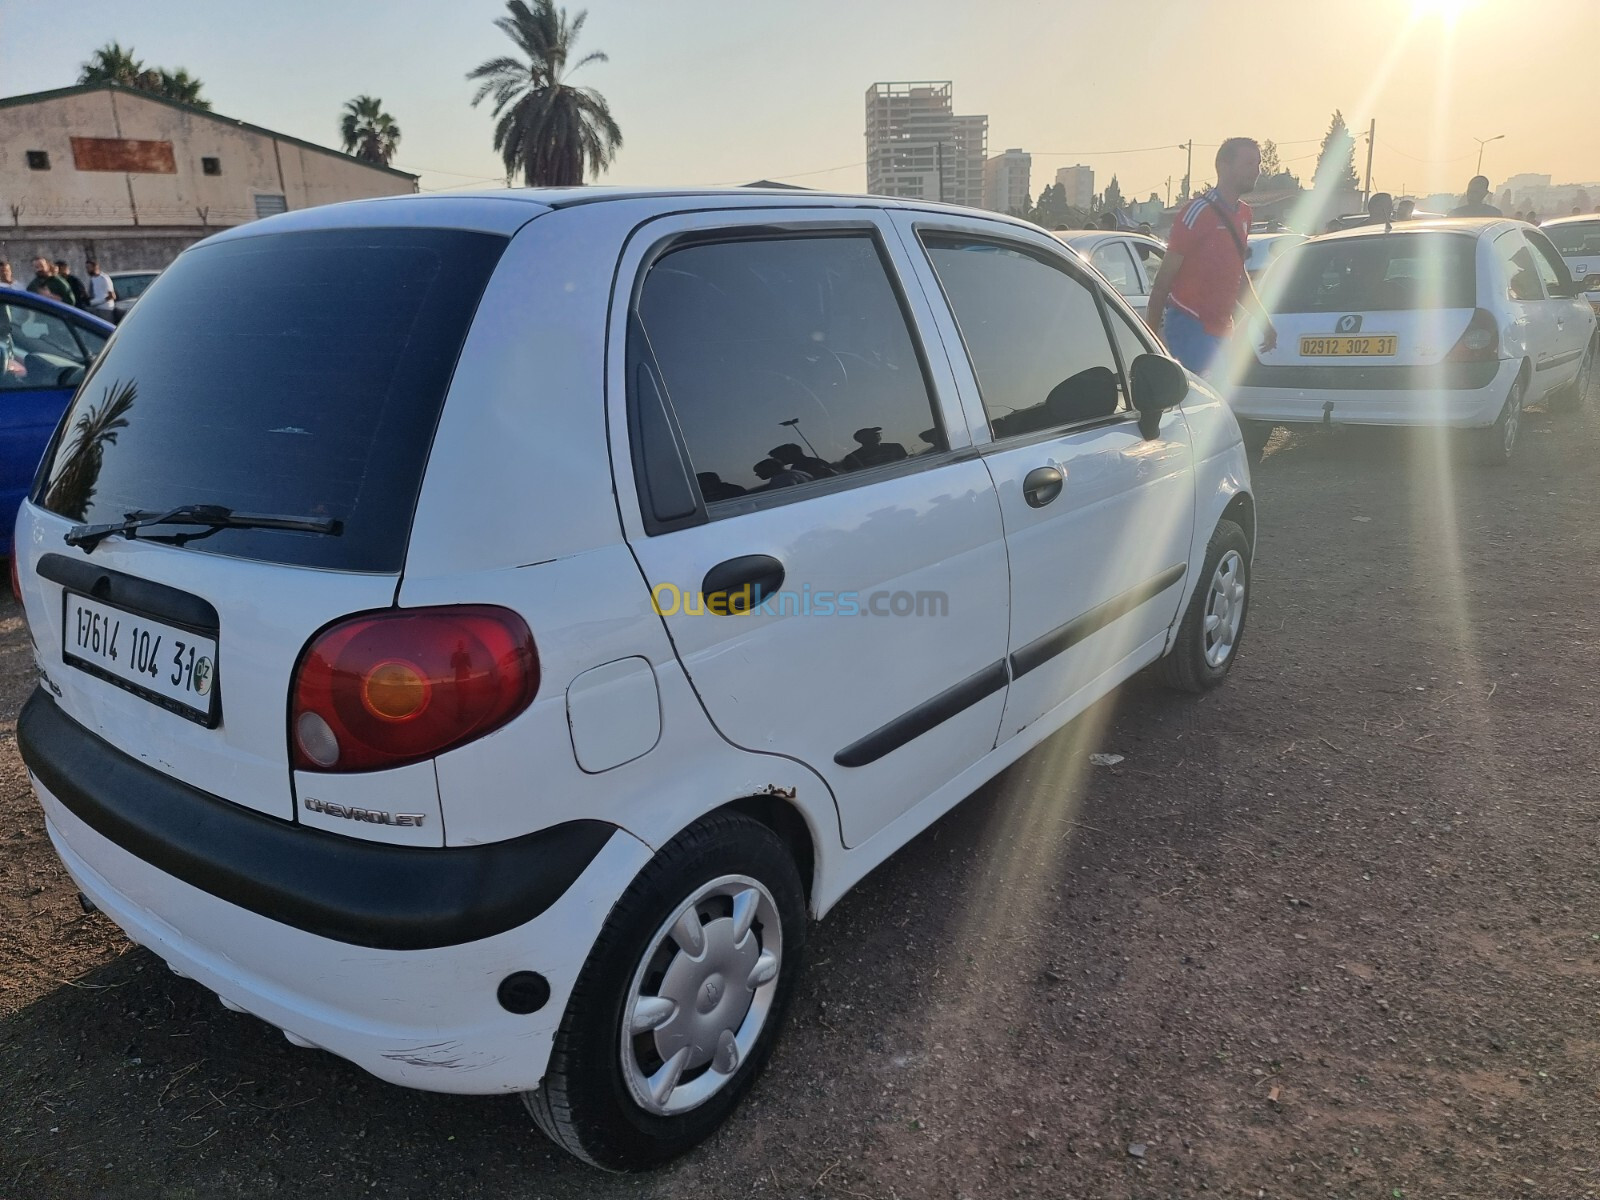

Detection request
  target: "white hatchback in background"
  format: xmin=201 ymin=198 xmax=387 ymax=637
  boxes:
xmin=1231 ymin=218 xmax=1597 ymax=462
xmin=14 ymin=188 xmax=1254 ymax=1171
xmin=1054 ymin=230 xmax=1167 ymax=319
xmin=1543 ymin=215 xmax=1600 ymax=314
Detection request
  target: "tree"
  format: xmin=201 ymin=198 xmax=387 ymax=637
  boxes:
xmin=1028 ymin=182 xmax=1071 ymax=228
xmin=1103 ymin=175 xmax=1124 ymax=214
xmin=1260 ymin=139 xmax=1282 ymax=177
xmin=340 ymin=96 xmax=402 ymax=166
xmin=78 ymin=42 xmax=211 ymax=109
xmin=1576 ymin=188 xmax=1592 ymax=214
xmin=467 ymin=0 xmax=622 ymax=187
xmin=1313 ymin=110 xmax=1360 ymax=193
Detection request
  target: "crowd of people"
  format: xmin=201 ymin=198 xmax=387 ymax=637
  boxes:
xmin=0 ymin=255 xmax=117 ymax=321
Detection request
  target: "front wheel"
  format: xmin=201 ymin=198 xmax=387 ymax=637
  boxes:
xmin=1160 ymin=518 xmax=1252 ymax=693
xmin=524 ymin=812 xmax=806 ymax=1170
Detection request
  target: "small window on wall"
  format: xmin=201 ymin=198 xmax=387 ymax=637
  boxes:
xmin=26 ymin=150 xmax=50 ymax=171
xmin=201 ymin=157 xmax=221 ymax=176
xmin=253 ymin=193 xmax=287 ymax=219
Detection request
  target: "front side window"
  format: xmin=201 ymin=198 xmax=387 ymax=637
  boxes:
xmin=1495 ymin=232 xmax=1544 ymax=301
xmin=922 ymin=235 xmax=1126 ymax=439
xmin=1090 ymin=242 xmax=1143 ymax=296
xmin=1525 ymin=230 xmax=1572 ymax=294
xmin=0 ymin=302 xmax=89 ymax=391
xmin=634 ymin=233 xmax=945 ymax=506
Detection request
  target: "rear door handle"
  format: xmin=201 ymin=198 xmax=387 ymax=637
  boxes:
xmin=1022 ymin=466 xmax=1064 ymax=508
xmin=701 ymin=554 xmax=785 ymax=615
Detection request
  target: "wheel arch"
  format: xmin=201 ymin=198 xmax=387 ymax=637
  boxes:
xmin=708 ymin=792 xmax=820 ymax=910
xmin=1220 ymin=491 xmax=1256 ymax=552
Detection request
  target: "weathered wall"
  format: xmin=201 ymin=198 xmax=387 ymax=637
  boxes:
xmin=0 ymin=85 xmax=415 ymax=233
xmin=0 ymin=226 xmax=209 ymax=273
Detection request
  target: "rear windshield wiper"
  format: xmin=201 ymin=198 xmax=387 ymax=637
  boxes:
xmin=65 ymin=504 xmax=342 ymax=552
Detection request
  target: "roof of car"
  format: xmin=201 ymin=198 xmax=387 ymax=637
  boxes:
xmin=200 ymin=186 xmax=1049 ymax=245
xmin=0 ymin=287 xmax=115 ymax=332
xmin=1312 ymin=217 xmax=1513 ymax=243
xmin=1541 ymin=213 xmax=1600 ymax=228
xmin=1054 ymin=230 xmax=1165 ymax=249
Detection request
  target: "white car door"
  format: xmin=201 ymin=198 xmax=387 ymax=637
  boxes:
xmin=613 ymin=209 xmax=1012 ymax=849
xmin=892 ymin=213 xmax=1196 ymax=744
xmin=1526 ymin=227 xmax=1594 ymax=390
xmin=1493 ymin=230 xmax=1559 ymax=396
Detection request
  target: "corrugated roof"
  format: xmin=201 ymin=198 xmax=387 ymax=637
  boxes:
xmin=0 ymin=82 xmax=418 ymax=181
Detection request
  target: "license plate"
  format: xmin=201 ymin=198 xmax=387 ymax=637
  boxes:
xmin=1300 ymin=335 xmax=1398 ymax=356
xmin=61 ymin=592 xmax=219 ymax=725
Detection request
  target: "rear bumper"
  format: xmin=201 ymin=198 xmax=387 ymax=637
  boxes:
xmin=22 ymin=690 xmax=653 ymax=1093
xmin=1229 ymin=358 xmax=1515 ymax=428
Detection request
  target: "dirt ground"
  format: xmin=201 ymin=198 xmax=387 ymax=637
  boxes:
xmin=5 ymin=381 xmax=1600 ymax=1200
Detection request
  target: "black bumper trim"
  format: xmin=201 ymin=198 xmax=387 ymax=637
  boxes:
xmin=1238 ymin=360 xmax=1500 ymax=391
xmin=19 ymin=689 xmax=616 ymax=950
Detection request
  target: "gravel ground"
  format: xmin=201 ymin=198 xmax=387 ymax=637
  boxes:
xmin=4 ymin=377 xmax=1600 ymax=1199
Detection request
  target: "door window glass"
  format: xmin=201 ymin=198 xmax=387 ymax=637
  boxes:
xmin=1525 ymin=230 xmax=1572 ymax=294
xmin=1090 ymin=242 xmax=1143 ymax=296
xmin=1495 ymin=232 xmax=1545 ymax=301
xmin=0 ymin=302 xmax=89 ymax=390
xmin=922 ymin=235 xmax=1126 ymax=438
xmin=634 ymin=234 xmax=945 ymax=504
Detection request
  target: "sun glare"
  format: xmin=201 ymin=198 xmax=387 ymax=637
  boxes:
xmin=1412 ymin=0 xmax=1477 ymax=21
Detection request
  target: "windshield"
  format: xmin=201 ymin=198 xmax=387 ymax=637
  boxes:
xmin=1266 ymin=233 xmax=1477 ymax=313
xmin=115 ymin=274 xmax=158 ymax=300
xmin=1546 ymin=221 xmax=1600 ymax=257
xmin=36 ymin=226 xmax=507 ymax=572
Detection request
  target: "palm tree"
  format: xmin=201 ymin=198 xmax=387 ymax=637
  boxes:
xmin=43 ymin=380 xmax=137 ymax=522
xmin=339 ymin=96 xmax=402 ymax=166
xmin=467 ymin=0 xmax=621 ymax=187
xmin=78 ymin=43 xmax=210 ymax=109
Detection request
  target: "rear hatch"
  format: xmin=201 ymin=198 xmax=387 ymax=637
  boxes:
xmin=1548 ymin=219 xmax=1600 ymax=298
xmin=18 ymin=223 xmax=507 ymax=824
xmin=1252 ymin=231 xmax=1480 ymax=376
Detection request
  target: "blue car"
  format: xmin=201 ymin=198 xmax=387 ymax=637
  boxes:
xmin=0 ymin=290 xmax=113 ymax=557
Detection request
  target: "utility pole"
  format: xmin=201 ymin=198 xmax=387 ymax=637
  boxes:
xmin=1363 ymin=118 xmax=1376 ymax=203
xmin=1183 ymin=141 xmax=1193 ymax=201
xmin=1165 ymin=176 xmax=1172 ymax=208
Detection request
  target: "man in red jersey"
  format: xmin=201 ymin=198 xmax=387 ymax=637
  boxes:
xmin=1147 ymin=137 xmax=1277 ymax=379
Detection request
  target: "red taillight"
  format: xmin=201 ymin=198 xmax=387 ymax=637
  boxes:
xmin=1445 ymin=308 xmax=1500 ymax=362
xmin=291 ymin=606 xmax=538 ymax=773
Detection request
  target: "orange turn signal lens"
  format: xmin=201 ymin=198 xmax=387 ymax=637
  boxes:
xmin=361 ymin=660 xmax=430 ymax=722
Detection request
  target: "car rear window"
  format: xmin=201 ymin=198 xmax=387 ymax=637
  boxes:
xmin=1266 ymin=234 xmax=1477 ymax=313
xmin=1547 ymin=221 xmax=1600 ymax=257
xmin=35 ymin=226 xmax=506 ymax=572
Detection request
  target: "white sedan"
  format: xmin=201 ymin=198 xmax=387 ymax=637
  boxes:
xmin=1542 ymin=214 xmax=1600 ymax=314
xmin=1230 ymin=218 xmax=1597 ymax=462
xmin=1055 ymin=231 xmax=1166 ymax=318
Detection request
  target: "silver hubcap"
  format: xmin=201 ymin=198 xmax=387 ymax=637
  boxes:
xmin=620 ymin=875 xmax=782 ymax=1116
xmin=1202 ymin=550 xmax=1246 ymax=668
xmin=1502 ymin=382 xmax=1523 ymax=456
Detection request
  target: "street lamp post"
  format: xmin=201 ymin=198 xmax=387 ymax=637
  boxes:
xmin=1473 ymin=134 xmax=1505 ymax=177
xmin=779 ymin=418 xmax=819 ymax=459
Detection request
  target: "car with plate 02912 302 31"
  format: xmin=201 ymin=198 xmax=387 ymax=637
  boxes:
xmin=1228 ymin=218 xmax=1597 ymax=462
xmin=13 ymin=187 xmax=1255 ymax=1170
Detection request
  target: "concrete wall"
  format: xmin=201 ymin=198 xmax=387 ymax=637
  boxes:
xmin=0 ymin=226 xmax=208 ymax=274
xmin=1 ymin=85 xmax=415 ymax=235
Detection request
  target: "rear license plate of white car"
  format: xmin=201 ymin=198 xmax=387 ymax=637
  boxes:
xmin=1300 ymin=335 xmax=1398 ymax=356
xmin=61 ymin=592 xmax=219 ymax=725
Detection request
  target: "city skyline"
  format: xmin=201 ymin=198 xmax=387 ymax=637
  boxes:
xmin=2 ymin=0 xmax=1595 ymax=204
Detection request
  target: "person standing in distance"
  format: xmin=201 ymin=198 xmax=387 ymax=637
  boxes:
xmin=1450 ymin=176 xmax=1502 ymax=218
xmin=1146 ymin=137 xmax=1277 ymax=380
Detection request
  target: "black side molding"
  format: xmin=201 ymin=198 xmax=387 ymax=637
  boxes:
xmin=1011 ymin=565 xmax=1187 ymax=679
xmin=19 ymin=690 xmax=615 ymax=950
xmin=835 ymin=660 xmax=1008 ymax=768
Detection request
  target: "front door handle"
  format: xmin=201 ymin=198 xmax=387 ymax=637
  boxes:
xmin=1022 ymin=466 xmax=1064 ymax=508
xmin=701 ymin=554 xmax=785 ymax=615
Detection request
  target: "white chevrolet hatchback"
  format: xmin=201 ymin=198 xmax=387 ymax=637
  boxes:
xmin=14 ymin=188 xmax=1254 ymax=1170
xmin=1231 ymin=219 xmax=1597 ymax=461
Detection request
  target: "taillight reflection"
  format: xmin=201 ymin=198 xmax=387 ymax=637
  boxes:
xmin=291 ymin=606 xmax=538 ymax=773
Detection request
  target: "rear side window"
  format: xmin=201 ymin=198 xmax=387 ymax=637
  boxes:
xmin=36 ymin=227 xmax=506 ymax=572
xmin=1268 ymin=234 xmax=1477 ymax=312
xmin=1090 ymin=242 xmax=1143 ymax=296
xmin=634 ymin=234 xmax=945 ymax=506
xmin=923 ymin=235 xmax=1126 ymax=438
xmin=1547 ymin=221 xmax=1600 ymax=257
xmin=1493 ymin=232 xmax=1544 ymax=302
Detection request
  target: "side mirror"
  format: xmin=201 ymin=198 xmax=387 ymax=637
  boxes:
xmin=1581 ymin=273 xmax=1600 ymax=295
xmin=1129 ymin=352 xmax=1189 ymax=438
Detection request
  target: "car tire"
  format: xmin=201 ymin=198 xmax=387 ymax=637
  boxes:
xmin=1549 ymin=337 xmax=1595 ymax=414
xmin=524 ymin=812 xmax=807 ymax=1171
xmin=1474 ymin=371 xmax=1526 ymax=465
xmin=1160 ymin=518 xmax=1251 ymax=694
xmin=1239 ymin=420 xmax=1274 ymax=464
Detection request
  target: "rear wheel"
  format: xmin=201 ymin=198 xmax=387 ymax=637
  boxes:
xmin=1474 ymin=372 xmax=1526 ymax=465
xmin=524 ymin=812 xmax=806 ymax=1171
xmin=1550 ymin=337 xmax=1595 ymax=414
xmin=1160 ymin=519 xmax=1251 ymax=693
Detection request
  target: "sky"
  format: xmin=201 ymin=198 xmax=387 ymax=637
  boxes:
xmin=2 ymin=0 xmax=1597 ymax=204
